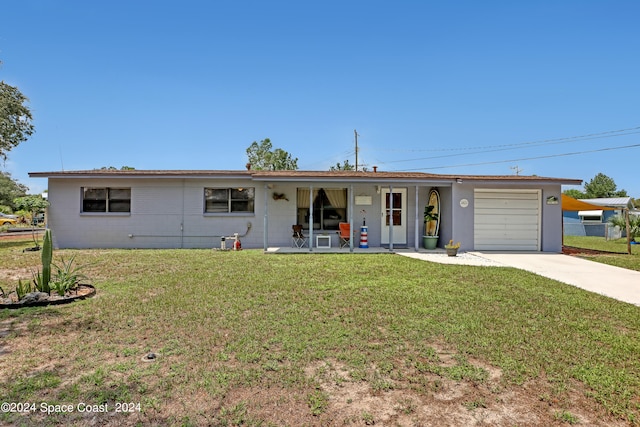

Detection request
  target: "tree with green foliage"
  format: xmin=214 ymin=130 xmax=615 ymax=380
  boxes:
xmin=0 ymin=76 xmax=35 ymax=160
xmin=584 ymin=173 xmax=627 ymax=198
xmin=0 ymin=171 xmax=27 ymax=212
xmin=562 ymin=188 xmax=586 ymax=199
xmin=246 ymin=138 xmax=298 ymax=171
xmin=329 ymin=160 xmax=355 ymax=171
xmin=14 ymin=195 xmax=48 ymax=220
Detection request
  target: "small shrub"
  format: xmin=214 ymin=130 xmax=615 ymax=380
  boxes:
xmin=362 ymin=411 xmax=375 ymax=425
xmin=463 ymin=399 xmax=487 ymax=410
xmin=307 ymin=390 xmax=329 ymax=416
xmin=554 ymin=410 xmax=579 ymax=424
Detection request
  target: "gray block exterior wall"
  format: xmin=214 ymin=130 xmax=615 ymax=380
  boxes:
xmin=450 ymin=182 xmax=563 ymax=252
xmin=45 ymin=176 xmax=565 ymax=252
xmin=48 ymin=177 xmax=263 ymax=249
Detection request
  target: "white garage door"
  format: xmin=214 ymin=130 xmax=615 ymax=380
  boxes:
xmin=474 ymin=189 xmax=541 ymax=251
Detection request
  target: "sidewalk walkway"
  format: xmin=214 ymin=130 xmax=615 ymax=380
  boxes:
xmin=397 ymin=250 xmax=640 ymax=307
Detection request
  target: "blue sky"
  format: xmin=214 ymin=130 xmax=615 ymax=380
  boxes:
xmin=1 ymin=1 xmax=639 ymax=196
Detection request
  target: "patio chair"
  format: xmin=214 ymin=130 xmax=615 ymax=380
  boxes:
xmin=292 ymin=225 xmax=307 ymax=248
xmin=337 ymin=222 xmax=351 ymax=248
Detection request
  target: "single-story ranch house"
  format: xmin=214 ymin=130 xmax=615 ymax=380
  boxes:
xmin=29 ymin=169 xmax=582 ymax=252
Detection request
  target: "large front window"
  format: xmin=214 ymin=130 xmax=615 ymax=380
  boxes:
xmin=205 ymin=188 xmax=255 ymax=213
xmin=297 ymin=188 xmax=347 ymax=230
xmin=82 ymin=188 xmax=131 ymax=213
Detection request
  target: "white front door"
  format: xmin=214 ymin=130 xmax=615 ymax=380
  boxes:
xmin=381 ymin=188 xmax=407 ymax=244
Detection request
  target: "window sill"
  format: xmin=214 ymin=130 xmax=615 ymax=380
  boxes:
xmin=204 ymin=213 xmax=255 ymax=217
xmin=80 ymin=212 xmax=131 ymax=217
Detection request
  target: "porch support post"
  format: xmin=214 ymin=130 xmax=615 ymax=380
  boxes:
xmin=263 ymin=183 xmax=269 ymax=251
xmin=349 ymin=184 xmax=354 ymax=252
xmin=415 ymin=186 xmax=420 ymax=251
xmin=389 ymin=185 xmax=394 ymax=252
xmin=308 ymin=185 xmax=314 ymax=252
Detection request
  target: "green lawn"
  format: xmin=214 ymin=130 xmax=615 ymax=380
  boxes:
xmin=1 ymin=236 xmax=639 ymax=426
xmin=564 ymin=235 xmax=640 ymax=272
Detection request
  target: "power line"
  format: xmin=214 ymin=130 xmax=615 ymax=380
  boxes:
xmin=371 ymin=126 xmax=640 ymax=153
xmin=377 ymin=130 xmax=640 ymax=165
xmin=391 ymin=143 xmax=640 ymax=172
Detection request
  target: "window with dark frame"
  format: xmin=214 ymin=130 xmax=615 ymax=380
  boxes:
xmin=82 ymin=188 xmax=131 ymax=213
xmin=296 ymin=188 xmax=347 ymax=231
xmin=204 ymin=188 xmax=255 ymax=213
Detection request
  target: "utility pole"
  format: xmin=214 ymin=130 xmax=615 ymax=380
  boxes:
xmin=510 ymin=165 xmax=522 ymax=176
xmin=354 ymin=129 xmax=359 ymax=171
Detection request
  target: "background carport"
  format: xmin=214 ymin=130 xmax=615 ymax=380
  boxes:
xmin=561 ymin=194 xmax=631 ymax=254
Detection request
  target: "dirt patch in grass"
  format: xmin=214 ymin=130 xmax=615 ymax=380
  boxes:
xmin=0 ymin=330 xmax=628 ymax=426
xmin=0 ymin=266 xmax=32 ymax=284
xmin=295 ymin=355 xmax=627 ymax=427
xmin=142 ymin=357 xmax=629 ymax=427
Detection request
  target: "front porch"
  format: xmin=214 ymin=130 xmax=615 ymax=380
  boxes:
xmin=259 ymin=181 xmax=453 ymax=253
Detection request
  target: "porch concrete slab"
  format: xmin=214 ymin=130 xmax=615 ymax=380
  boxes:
xmin=471 ymin=252 xmax=640 ymax=307
xmin=265 ymin=246 xmax=391 ymax=254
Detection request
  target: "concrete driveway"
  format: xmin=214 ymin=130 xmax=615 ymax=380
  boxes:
xmin=398 ymin=250 xmax=640 ymax=307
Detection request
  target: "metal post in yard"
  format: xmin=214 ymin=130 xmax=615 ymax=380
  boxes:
xmin=626 ymin=208 xmax=631 ymax=255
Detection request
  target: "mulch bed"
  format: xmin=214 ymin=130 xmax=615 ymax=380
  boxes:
xmin=0 ymin=285 xmax=96 ymax=309
xmin=562 ymin=246 xmax=626 ymax=256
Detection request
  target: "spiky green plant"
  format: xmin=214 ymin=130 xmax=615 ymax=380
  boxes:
xmin=15 ymin=279 xmax=32 ymax=300
xmin=40 ymin=229 xmax=52 ymax=293
xmin=51 ymin=255 xmax=87 ymax=296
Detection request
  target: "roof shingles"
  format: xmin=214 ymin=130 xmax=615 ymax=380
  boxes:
xmin=28 ymin=169 xmax=582 ymax=184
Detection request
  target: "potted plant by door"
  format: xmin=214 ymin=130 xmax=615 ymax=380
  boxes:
xmin=423 ymin=205 xmax=439 ymax=249
xmin=445 ymin=240 xmax=461 ymax=257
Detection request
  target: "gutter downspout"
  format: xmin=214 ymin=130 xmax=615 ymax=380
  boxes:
xmin=414 ymin=186 xmax=419 ymax=251
xmin=181 ymin=179 xmax=185 ymax=248
xmin=309 ymin=185 xmax=314 ymax=252
xmin=389 ymin=185 xmax=394 ymax=252
xmin=263 ymin=183 xmax=268 ymax=251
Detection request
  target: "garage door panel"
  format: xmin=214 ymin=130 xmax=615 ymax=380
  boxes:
xmin=475 ymin=208 xmax=539 ymax=217
xmin=476 ymin=211 xmax=538 ymax=225
xmin=475 ymin=199 xmax=539 ymax=208
xmin=475 ymin=229 xmax=539 ymax=240
xmin=475 ymin=223 xmax=539 ymax=231
xmin=475 ymin=188 xmax=538 ymax=199
xmin=475 ymin=242 xmax=539 ymax=251
xmin=474 ymin=236 xmax=539 ymax=245
xmin=474 ymin=189 xmax=540 ymax=251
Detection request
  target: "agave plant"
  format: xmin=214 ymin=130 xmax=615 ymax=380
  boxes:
xmin=50 ymin=255 xmax=88 ymax=296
